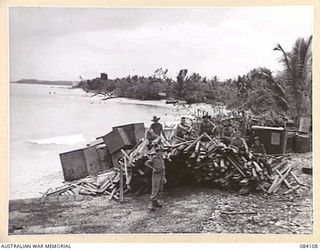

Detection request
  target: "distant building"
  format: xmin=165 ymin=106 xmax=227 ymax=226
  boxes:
xmin=100 ymin=73 xmax=108 ymax=80
xmin=158 ymin=92 xmax=167 ymax=97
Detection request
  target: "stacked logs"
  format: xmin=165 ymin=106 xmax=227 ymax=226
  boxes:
xmin=121 ymin=133 xmax=305 ymax=195
xmin=166 ymin=133 xmax=272 ymax=194
xmin=44 ymin=134 xmax=306 ymax=200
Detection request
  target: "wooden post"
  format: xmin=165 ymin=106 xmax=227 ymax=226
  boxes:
xmin=283 ymin=130 xmax=287 ymax=156
xmin=119 ymin=165 xmax=124 ymax=203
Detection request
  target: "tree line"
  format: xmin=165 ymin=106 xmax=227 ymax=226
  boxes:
xmin=77 ymin=36 xmax=312 ymax=126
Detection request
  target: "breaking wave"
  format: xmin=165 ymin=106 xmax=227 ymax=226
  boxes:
xmin=28 ymin=134 xmax=85 ymax=145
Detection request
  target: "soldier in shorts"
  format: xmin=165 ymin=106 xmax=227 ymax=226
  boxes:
xmin=145 ymin=146 xmax=167 ymax=211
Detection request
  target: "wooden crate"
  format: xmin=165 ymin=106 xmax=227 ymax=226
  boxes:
xmin=113 ymin=123 xmax=145 ymax=145
xmin=251 ymin=126 xmax=286 ymax=154
xmin=101 ymin=123 xmax=145 ymax=154
xmin=102 ymin=128 xmax=132 ymax=154
xmin=59 ymin=146 xmax=102 ymax=181
xmin=293 ymin=133 xmax=312 ymax=153
xmin=96 ymin=144 xmax=113 ymax=170
xmin=84 ymin=146 xmax=101 ymax=175
xmin=60 ymin=148 xmax=88 ymax=181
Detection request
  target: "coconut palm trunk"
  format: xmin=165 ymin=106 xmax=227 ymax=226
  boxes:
xmin=274 ymin=35 xmax=312 ymax=126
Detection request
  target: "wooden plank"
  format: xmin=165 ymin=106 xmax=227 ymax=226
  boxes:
xmin=222 ymin=152 xmax=246 ymax=177
xmin=290 ymin=172 xmax=305 ymax=186
xmin=109 ymin=187 xmax=118 ymax=200
xmin=123 ymin=157 xmax=129 ymax=183
xmin=253 ymin=161 xmax=262 ymax=172
xmin=272 ymin=160 xmax=287 ymax=172
xmin=184 ymin=134 xmax=204 ymax=152
xmin=283 ymin=185 xmax=301 ymax=194
xmin=203 ymin=132 xmax=215 ymax=143
xmin=172 ymin=135 xmax=187 ymax=142
xmin=99 ymin=180 xmax=111 ymax=192
xmin=271 ymin=166 xmax=292 ymax=193
xmin=275 ymin=169 xmax=292 ymax=189
xmin=267 ymin=176 xmax=280 ymax=193
xmin=239 ymin=178 xmax=250 ymax=186
xmin=221 ymin=211 xmax=257 ymax=215
xmin=80 ymin=185 xmax=98 ymax=193
xmin=171 ymin=140 xmax=193 ymax=148
xmin=119 ymin=165 xmax=124 ymax=203
xmin=195 ymin=141 xmax=201 ymax=152
xmin=251 ymin=168 xmax=258 ymax=181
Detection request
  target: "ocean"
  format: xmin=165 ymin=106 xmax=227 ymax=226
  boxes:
xmin=10 ymin=83 xmax=183 ymax=199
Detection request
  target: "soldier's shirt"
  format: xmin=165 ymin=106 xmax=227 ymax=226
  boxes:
xmin=150 ymin=123 xmax=163 ymax=136
xmin=223 ymin=126 xmax=235 ymax=137
xmin=231 ymin=137 xmax=247 ymax=149
xmin=176 ymin=123 xmax=190 ymax=138
xmin=152 ymin=154 xmax=165 ymax=173
xmin=200 ymin=121 xmax=214 ymax=134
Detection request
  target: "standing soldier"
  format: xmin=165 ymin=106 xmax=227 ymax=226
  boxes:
xmin=144 ymin=146 xmax=167 ymax=211
xmin=250 ymin=136 xmax=272 ymax=175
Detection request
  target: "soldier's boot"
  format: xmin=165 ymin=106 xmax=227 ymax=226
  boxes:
xmin=148 ymin=201 xmax=156 ymax=211
xmin=154 ymin=200 xmax=163 ymax=208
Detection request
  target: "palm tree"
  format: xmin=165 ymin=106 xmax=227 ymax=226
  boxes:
xmin=237 ymin=67 xmax=290 ymax=114
xmin=273 ymin=36 xmax=312 ymax=125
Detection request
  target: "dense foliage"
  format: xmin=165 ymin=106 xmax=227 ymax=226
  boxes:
xmin=77 ymin=36 xmax=312 ymax=125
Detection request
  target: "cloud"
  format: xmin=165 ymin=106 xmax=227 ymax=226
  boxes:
xmin=9 ymin=6 xmax=314 ymax=81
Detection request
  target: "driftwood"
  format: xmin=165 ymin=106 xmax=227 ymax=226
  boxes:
xmin=221 ymin=211 xmax=258 ymax=215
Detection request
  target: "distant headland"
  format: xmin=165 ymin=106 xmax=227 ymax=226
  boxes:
xmin=13 ymin=79 xmax=77 ymax=86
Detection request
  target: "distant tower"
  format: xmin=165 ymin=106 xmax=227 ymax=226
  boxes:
xmin=101 ymin=73 xmax=108 ymax=80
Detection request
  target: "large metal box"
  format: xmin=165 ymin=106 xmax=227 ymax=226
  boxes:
xmin=84 ymin=146 xmax=101 ymax=175
xmin=102 ymin=128 xmax=132 ymax=154
xmin=96 ymin=144 xmax=113 ymax=170
xmin=102 ymin=123 xmax=145 ymax=154
xmin=59 ymin=146 xmax=101 ymax=181
xmin=113 ymin=123 xmax=145 ymax=145
xmin=60 ymin=148 xmax=88 ymax=181
xmin=251 ymin=126 xmax=287 ymax=154
xmin=293 ymin=133 xmax=312 ymax=153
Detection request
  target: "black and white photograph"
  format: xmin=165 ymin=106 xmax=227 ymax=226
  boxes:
xmin=8 ymin=6 xmax=313 ymax=235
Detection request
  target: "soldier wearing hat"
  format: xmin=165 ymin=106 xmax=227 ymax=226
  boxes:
xmin=230 ymin=130 xmax=248 ymax=156
xmin=221 ymin=119 xmax=235 ymax=146
xmin=199 ymin=114 xmax=216 ymax=136
xmin=147 ymin=116 xmax=167 ymax=145
xmin=250 ymin=136 xmax=266 ymax=155
xmin=250 ymin=136 xmax=271 ymax=175
xmin=144 ymin=145 xmax=167 ymax=211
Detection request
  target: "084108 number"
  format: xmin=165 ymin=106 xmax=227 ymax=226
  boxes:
xmin=300 ymin=244 xmax=319 ymax=248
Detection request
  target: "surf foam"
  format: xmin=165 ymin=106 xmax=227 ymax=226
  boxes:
xmin=28 ymin=134 xmax=85 ymax=146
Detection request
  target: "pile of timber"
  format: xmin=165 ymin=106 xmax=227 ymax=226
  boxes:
xmin=120 ymin=133 xmax=306 ymax=195
xmin=42 ymin=171 xmax=126 ymax=201
xmin=267 ymin=156 xmax=309 ymax=194
xmin=44 ymin=133 xmax=307 ymax=202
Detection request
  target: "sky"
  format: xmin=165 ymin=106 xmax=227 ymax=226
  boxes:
xmin=9 ymin=6 xmax=314 ymax=81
